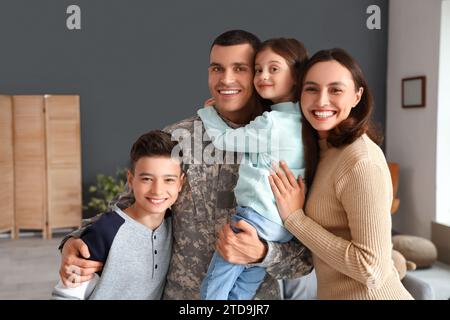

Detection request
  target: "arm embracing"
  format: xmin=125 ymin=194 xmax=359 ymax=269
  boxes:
xmin=58 ymin=214 xmax=101 ymax=251
xmin=198 ymin=107 xmax=273 ymax=153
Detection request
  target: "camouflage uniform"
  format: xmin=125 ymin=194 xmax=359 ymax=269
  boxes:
xmin=60 ymin=115 xmax=313 ymax=300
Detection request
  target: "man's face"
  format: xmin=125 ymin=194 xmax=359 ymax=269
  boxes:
xmin=208 ymin=44 xmax=255 ymax=119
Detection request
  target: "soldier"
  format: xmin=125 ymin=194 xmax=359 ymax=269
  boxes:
xmin=58 ymin=30 xmax=313 ymax=299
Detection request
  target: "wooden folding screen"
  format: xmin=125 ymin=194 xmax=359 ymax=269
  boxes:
xmin=45 ymin=95 xmax=82 ymax=237
xmin=0 ymin=95 xmax=81 ymax=239
xmin=0 ymin=95 xmax=15 ymax=237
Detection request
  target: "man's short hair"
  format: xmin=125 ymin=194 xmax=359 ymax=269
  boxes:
xmin=129 ymin=130 xmax=181 ymax=172
xmin=210 ymin=29 xmax=261 ymax=52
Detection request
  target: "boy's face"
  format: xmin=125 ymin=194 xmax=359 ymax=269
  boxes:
xmin=208 ymin=44 xmax=255 ymax=122
xmin=128 ymin=156 xmax=184 ymax=215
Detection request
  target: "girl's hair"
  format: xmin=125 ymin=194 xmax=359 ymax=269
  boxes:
xmin=300 ymin=48 xmax=383 ymax=189
xmin=256 ymin=38 xmax=308 ymax=103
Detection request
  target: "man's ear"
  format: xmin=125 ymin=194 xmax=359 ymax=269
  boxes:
xmin=127 ymin=169 xmax=134 ymax=189
xmin=352 ymin=87 xmax=364 ymax=108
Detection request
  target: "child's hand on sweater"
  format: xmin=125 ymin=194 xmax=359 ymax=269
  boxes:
xmin=269 ymin=161 xmax=306 ymax=222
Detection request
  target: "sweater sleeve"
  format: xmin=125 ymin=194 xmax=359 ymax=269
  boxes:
xmin=197 ymin=107 xmax=273 ymax=153
xmin=284 ymin=160 xmax=394 ymax=289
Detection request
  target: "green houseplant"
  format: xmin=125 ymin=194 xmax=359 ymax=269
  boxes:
xmin=85 ymin=168 xmax=127 ymax=213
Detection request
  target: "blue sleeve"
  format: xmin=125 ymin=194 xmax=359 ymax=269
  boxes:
xmin=197 ymin=107 xmax=274 ymax=153
xmin=80 ymin=211 xmax=125 ymax=264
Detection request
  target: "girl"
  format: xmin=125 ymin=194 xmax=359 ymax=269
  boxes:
xmin=269 ymin=48 xmax=414 ymax=300
xmin=197 ymin=38 xmax=308 ymax=300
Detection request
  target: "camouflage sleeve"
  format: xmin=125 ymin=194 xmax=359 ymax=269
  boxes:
xmin=57 ymin=214 xmax=102 ymax=251
xmin=249 ymin=238 xmax=313 ymax=279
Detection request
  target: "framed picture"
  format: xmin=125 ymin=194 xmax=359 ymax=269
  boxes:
xmin=402 ymin=76 xmax=426 ymax=108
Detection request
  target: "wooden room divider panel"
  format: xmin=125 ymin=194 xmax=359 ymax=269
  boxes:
xmin=0 ymin=94 xmax=82 ymax=239
xmin=0 ymin=95 xmax=15 ymax=237
xmin=45 ymin=95 xmax=82 ymax=235
xmin=13 ymin=96 xmax=49 ymax=238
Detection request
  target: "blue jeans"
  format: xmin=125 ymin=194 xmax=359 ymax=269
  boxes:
xmin=200 ymin=206 xmax=292 ymax=300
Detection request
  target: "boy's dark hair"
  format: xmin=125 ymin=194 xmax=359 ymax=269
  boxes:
xmin=129 ymin=130 xmax=181 ymax=172
xmin=210 ymin=29 xmax=261 ymax=52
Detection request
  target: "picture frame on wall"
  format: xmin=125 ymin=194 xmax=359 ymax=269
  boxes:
xmin=402 ymin=76 xmax=426 ymax=108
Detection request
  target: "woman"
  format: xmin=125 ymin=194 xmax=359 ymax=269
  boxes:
xmin=268 ymin=48 xmax=413 ymax=300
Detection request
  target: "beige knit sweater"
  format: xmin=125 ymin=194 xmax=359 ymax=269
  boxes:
xmin=285 ymin=134 xmax=413 ymax=300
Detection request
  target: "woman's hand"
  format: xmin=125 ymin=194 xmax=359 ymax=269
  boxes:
xmin=204 ymin=97 xmax=215 ymax=107
xmin=268 ymin=161 xmax=306 ymax=222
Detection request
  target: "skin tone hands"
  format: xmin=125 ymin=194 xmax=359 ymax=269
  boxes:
xmin=59 ymin=238 xmax=103 ymax=286
xmin=216 ymin=219 xmax=268 ymax=264
xmin=268 ymin=160 xmax=306 ymax=222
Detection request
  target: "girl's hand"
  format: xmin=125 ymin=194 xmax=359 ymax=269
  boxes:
xmin=204 ymin=97 xmax=215 ymax=107
xmin=268 ymin=161 xmax=306 ymax=222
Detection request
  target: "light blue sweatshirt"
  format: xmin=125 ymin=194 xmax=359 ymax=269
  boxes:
xmin=198 ymin=102 xmax=305 ymax=226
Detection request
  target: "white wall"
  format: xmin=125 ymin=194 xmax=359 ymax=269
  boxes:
xmin=436 ymin=0 xmax=450 ymax=226
xmin=386 ymin=0 xmax=442 ymax=239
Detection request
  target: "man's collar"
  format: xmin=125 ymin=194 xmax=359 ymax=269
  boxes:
xmin=215 ymin=108 xmax=243 ymax=128
xmin=214 ymin=99 xmax=262 ymax=128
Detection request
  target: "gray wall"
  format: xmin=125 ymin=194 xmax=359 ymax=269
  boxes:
xmin=0 ymin=0 xmax=388 ymax=216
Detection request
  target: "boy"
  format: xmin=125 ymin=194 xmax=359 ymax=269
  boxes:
xmin=52 ymin=130 xmax=184 ymax=299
